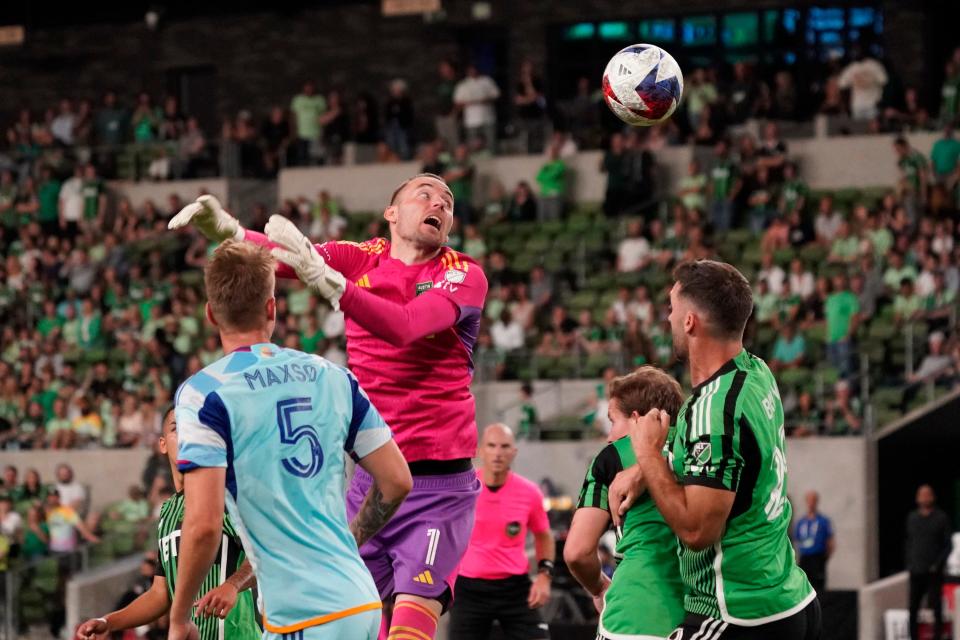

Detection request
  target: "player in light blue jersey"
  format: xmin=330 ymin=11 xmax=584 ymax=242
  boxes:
xmin=168 ymin=240 xmax=413 ymax=640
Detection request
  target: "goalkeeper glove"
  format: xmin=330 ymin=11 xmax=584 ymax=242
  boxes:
xmin=168 ymin=195 xmax=244 ymax=243
xmin=265 ymin=214 xmax=347 ymax=310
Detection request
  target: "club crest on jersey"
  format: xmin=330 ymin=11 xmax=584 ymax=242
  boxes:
xmin=692 ymin=441 xmax=711 ymax=465
xmin=444 ymin=268 xmax=466 ymax=284
xmin=415 ymin=281 xmax=433 ymax=296
xmin=506 ymin=521 xmax=522 ymax=537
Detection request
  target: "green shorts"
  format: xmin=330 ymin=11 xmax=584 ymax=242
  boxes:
xmin=598 ymin=555 xmax=685 ymax=639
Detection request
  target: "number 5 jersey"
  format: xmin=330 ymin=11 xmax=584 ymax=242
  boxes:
xmin=175 ymin=343 xmax=392 ymax=634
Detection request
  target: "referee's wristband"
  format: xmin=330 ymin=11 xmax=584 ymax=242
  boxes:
xmin=537 ymin=559 xmax=555 ymax=578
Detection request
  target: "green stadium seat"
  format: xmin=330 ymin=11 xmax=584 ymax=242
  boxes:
xmin=799 ymin=245 xmax=828 ymax=265
xmin=779 ymin=367 xmax=813 ymax=390
xmin=814 ymin=365 xmax=840 ymax=387
xmin=543 ymin=252 xmax=568 ymax=273
xmin=525 ymin=236 xmax=552 ymax=253
xmin=725 ymin=229 xmax=753 ymax=247
xmin=569 ymin=291 xmax=598 ymax=311
xmin=872 ymin=387 xmax=904 ymax=410
xmin=773 ymin=248 xmax=795 ymax=266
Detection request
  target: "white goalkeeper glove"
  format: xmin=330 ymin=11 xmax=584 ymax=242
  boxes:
xmin=265 ymin=214 xmax=347 ymax=310
xmin=168 ymin=195 xmax=245 ymax=243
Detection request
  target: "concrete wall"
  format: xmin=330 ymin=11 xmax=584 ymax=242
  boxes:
xmin=101 ymin=130 xmax=940 ymax=220
xmin=277 ymin=132 xmax=940 ymax=213
xmin=0 ymin=449 xmax=152 ymax=512
xmin=509 ymin=436 xmax=870 ymax=591
xmin=108 ymin=178 xmax=228 ymax=210
xmin=66 ymin=555 xmax=144 ymax=637
xmin=474 ymin=378 xmax=602 ymax=430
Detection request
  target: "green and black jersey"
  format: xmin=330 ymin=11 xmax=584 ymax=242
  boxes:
xmin=156 ymin=492 xmax=261 ymax=640
xmin=671 ymin=349 xmax=814 ymax=625
xmin=578 ymin=435 xmax=685 ymax=637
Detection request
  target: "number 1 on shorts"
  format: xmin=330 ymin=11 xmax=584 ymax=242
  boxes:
xmin=425 ymin=528 xmax=441 ymax=566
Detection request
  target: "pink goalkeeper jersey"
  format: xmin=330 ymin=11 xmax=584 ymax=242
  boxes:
xmin=246 ymin=232 xmax=487 ymax=462
xmin=460 ymin=470 xmax=550 ymax=580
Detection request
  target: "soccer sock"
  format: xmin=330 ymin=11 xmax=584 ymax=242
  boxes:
xmin=387 ymin=600 xmax=439 ymax=640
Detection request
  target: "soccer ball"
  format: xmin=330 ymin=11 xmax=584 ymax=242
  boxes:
xmin=602 ymin=44 xmax=684 ymax=127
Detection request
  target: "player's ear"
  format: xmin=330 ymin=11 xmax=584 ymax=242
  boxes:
xmin=384 ymin=205 xmax=398 ymax=225
xmin=158 ymin=436 xmax=167 ymax=455
xmin=266 ymin=297 xmax=276 ymax=322
xmin=205 ymin=302 xmax=219 ymax=328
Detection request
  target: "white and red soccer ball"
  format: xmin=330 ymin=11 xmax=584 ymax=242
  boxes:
xmin=602 ymin=44 xmax=684 ymax=127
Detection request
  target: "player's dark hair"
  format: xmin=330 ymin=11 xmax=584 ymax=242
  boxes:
xmin=608 ymin=366 xmax=684 ymax=418
xmin=673 ymin=260 xmax=753 ymax=341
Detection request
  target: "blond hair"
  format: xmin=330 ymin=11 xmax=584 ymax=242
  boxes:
xmin=204 ymin=240 xmax=275 ymax=331
xmin=608 ymin=366 xmax=684 ymax=418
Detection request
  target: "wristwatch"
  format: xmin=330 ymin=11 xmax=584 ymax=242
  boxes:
xmin=537 ymin=559 xmax=555 ymax=578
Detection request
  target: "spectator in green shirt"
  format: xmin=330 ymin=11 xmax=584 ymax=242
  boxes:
xmin=36 ymin=166 xmax=61 ymax=237
xmin=894 ymin=137 xmax=928 ymax=223
xmin=893 ymin=278 xmax=924 ymax=326
xmin=825 ymin=274 xmax=860 ymax=377
xmin=131 ymin=92 xmax=160 ymax=142
xmin=290 ymin=80 xmax=327 ymax=166
xmin=708 ymin=138 xmax=741 ymax=232
xmin=107 ymin=485 xmax=151 ymax=537
xmin=517 ymin=382 xmax=538 ymax=440
xmin=36 ymin=300 xmax=63 ymax=338
xmin=939 ymin=60 xmax=960 ymax=127
xmin=778 ymin=161 xmax=808 ymax=217
xmin=865 ymin=212 xmax=894 ymax=258
xmin=443 ymin=144 xmax=475 ymax=225
xmin=828 ymin=220 xmax=861 ymax=264
xmin=21 ymin=505 xmax=48 ymax=560
xmin=78 ymin=299 xmax=102 ymax=349
xmin=80 ymin=164 xmax=106 ymax=229
xmin=753 ymin=278 xmax=779 ymax=325
xmin=60 ymin=305 xmax=80 ymax=347
xmin=824 ymin=380 xmax=862 ymax=435
xmin=46 ymin=398 xmax=74 ymax=449
xmin=535 ymin=141 xmax=567 ymax=221
xmin=930 ymin=124 xmax=960 ymax=184
xmin=299 ymin=314 xmax=325 ymax=354
xmin=883 ymin=252 xmax=919 ymax=295
xmin=676 ymin=158 xmax=707 ymax=212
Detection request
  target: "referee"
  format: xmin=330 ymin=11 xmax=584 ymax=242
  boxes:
xmin=449 ymin=423 xmax=555 ymax=640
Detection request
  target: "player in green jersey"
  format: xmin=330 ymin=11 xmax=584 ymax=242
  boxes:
xmin=78 ymin=408 xmax=260 ymax=640
xmin=565 ymin=366 xmax=685 ymax=639
xmin=612 ymin=260 xmax=820 ymax=639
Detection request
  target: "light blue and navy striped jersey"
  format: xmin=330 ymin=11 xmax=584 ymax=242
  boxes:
xmin=175 ymin=343 xmax=390 ymax=633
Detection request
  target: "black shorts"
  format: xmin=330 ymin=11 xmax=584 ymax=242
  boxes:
xmin=449 ymin=575 xmax=550 ymax=640
xmin=669 ymin=598 xmax=821 ymax=640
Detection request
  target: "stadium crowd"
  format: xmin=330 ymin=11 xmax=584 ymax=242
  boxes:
xmin=1 ymin=46 xmax=960 ymax=456
xmin=2 ymin=46 xmax=960 ymax=180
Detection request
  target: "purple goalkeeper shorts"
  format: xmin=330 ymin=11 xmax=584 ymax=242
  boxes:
xmin=346 ymin=467 xmax=480 ymax=604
